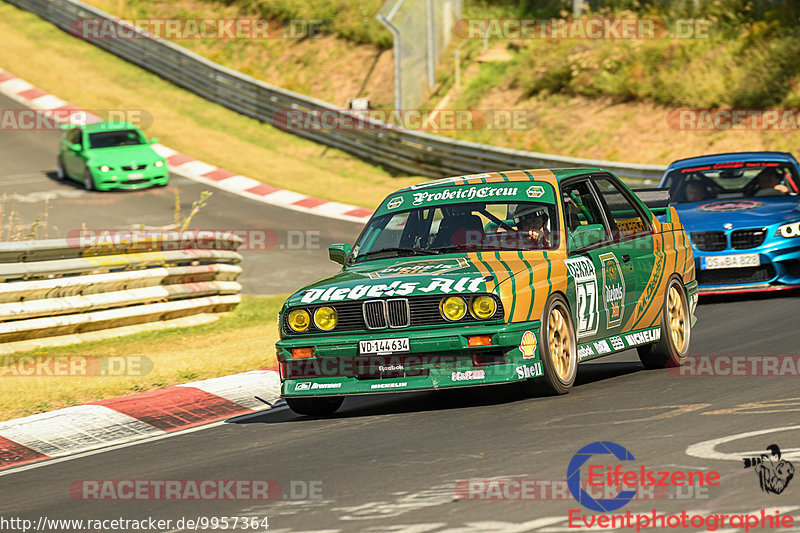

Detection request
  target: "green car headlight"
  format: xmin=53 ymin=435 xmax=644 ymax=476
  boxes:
xmin=287 ymin=309 xmax=310 ymax=332
xmin=154 ymin=160 xmax=165 ymax=168
xmin=470 ymin=295 xmax=497 ymax=319
xmin=313 ymin=306 xmax=337 ymax=331
xmin=100 ymin=165 xmax=112 ymax=172
xmin=440 ymin=296 xmax=467 ymax=321
xmin=777 ymin=221 xmax=800 ymax=239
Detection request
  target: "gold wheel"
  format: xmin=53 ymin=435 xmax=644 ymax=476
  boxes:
xmin=637 ymin=277 xmax=691 ymax=369
xmin=667 ymin=285 xmax=687 ymax=353
xmin=548 ymin=305 xmax=573 ymax=382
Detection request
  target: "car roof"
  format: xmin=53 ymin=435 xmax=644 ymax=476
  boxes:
xmin=666 ymin=151 xmax=798 ymax=171
xmin=79 ymin=121 xmax=141 ymax=133
xmin=396 ymin=167 xmax=609 ymax=193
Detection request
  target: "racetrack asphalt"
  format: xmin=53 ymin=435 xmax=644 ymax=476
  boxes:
xmin=3 ymin=93 xmax=800 ymax=532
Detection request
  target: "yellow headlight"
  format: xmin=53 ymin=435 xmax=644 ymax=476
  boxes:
xmin=470 ymin=295 xmax=497 ymax=319
xmin=440 ymin=296 xmax=467 ymax=321
xmin=287 ymin=309 xmax=310 ymax=332
xmin=314 ymin=306 xmax=338 ymax=331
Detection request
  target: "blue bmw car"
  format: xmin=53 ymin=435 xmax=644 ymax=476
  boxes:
xmin=661 ymin=152 xmax=800 ymax=293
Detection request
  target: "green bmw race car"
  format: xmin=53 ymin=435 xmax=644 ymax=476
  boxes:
xmin=57 ymin=121 xmax=168 ymax=191
xmin=277 ymin=168 xmax=699 ymax=416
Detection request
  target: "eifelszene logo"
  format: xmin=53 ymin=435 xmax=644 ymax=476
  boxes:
xmin=744 ymin=444 xmax=795 ymax=495
xmin=567 ymin=441 xmax=721 ymax=513
xmin=567 ymin=441 xmax=636 ymax=512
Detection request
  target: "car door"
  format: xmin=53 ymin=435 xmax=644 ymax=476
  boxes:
xmin=560 ymin=178 xmax=615 ymax=346
xmin=74 ymin=129 xmax=90 ymax=177
xmin=62 ymin=128 xmax=84 ymax=178
xmin=590 ymin=173 xmax=656 ymax=331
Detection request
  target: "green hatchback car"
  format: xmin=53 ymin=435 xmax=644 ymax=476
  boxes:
xmin=277 ymin=169 xmax=699 ymax=416
xmin=57 ymin=121 xmax=168 ymax=191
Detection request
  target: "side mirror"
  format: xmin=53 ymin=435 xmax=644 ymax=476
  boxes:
xmin=569 ymin=224 xmax=606 ymax=252
xmin=150 ymin=137 xmax=159 ymax=144
xmin=69 ymin=143 xmax=82 ymax=152
xmin=329 ymin=243 xmax=352 ymax=265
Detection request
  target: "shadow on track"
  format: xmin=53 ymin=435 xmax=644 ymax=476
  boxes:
xmin=46 ymin=170 xmax=82 ymax=189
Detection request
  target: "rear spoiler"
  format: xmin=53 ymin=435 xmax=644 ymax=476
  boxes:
xmin=632 ymin=188 xmax=670 ymax=210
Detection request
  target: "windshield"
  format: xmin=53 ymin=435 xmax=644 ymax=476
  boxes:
xmin=88 ymin=129 xmax=145 ymax=149
xmin=350 ymin=200 xmax=559 ymax=263
xmin=663 ymin=161 xmax=799 ymax=203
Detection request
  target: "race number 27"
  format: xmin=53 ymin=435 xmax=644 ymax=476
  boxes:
xmin=576 ymin=280 xmax=598 ymax=338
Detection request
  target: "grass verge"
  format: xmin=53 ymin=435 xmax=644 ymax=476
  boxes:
xmin=83 ymin=0 xmax=396 ymax=108
xmin=0 ymin=296 xmax=284 ymax=422
xmin=0 ymin=3 xmax=421 ymax=208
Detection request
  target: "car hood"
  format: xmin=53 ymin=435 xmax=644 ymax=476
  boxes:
xmin=675 ymin=196 xmax=800 ymax=231
xmin=85 ymin=144 xmax=161 ymax=164
xmin=284 ymin=254 xmax=532 ymax=307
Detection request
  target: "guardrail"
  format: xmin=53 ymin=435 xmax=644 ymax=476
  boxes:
xmin=5 ymin=0 xmax=668 ymax=184
xmin=0 ymin=231 xmax=242 ymax=344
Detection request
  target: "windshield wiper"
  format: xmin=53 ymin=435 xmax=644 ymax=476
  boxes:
xmin=356 ymin=247 xmax=442 ymax=260
xmin=427 ymin=246 xmax=469 ymax=254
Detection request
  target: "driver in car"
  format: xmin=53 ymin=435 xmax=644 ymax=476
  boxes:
xmin=684 ymin=181 xmax=708 ymax=202
xmin=514 ymin=207 xmax=552 ymax=248
xmin=754 ymin=168 xmax=790 ymax=196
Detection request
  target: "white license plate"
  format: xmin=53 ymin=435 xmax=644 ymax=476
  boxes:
xmin=701 ymin=254 xmax=760 ymax=270
xmin=127 ymin=172 xmax=144 ymax=179
xmin=359 ymin=338 xmax=410 ymax=355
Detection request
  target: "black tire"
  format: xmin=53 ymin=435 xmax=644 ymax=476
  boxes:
xmin=521 ymin=293 xmax=577 ymax=396
xmin=83 ymin=170 xmax=95 ymax=191
xmin=56 ymin=156 xmax=66 ymax=181
xmin=637 ymin=276 xmax=691 ymax=369
xmin=285 ymin=396 xmax=343 ymax=416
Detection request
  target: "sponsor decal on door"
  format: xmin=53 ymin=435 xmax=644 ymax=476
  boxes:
xmin=599 ymin=252 xmax=625 ymax=329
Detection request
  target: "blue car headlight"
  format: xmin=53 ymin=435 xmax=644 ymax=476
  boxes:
xmin=777 ymin=221 xmax=800 ymax=239
xmin=99 ymin=165 xmax=112 ymax=172
xmin=154 ymin=160 xmax=165 ymax=168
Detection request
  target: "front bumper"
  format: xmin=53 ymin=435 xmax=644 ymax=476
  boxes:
xmin=92 ymin=168 xmax=168 ymax=191
xmin=694 ymin=241 xmax=800 ymax=293
xmin=277 ymin=322 xmax=543 ymax=397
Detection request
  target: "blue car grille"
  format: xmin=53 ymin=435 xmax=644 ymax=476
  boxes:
xmin=122 ymin=164 xmax=147 ymax=171
xmin=691 ymin=231 xmax=727 ymax=252
xmin=731 ymin=228 xmax=767 ymax=250
xmin=692 ymin=228 xmax=768 ymax=252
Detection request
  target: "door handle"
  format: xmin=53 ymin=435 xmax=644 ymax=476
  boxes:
xmin=621 ymin=254 xmax=631 ymax=263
